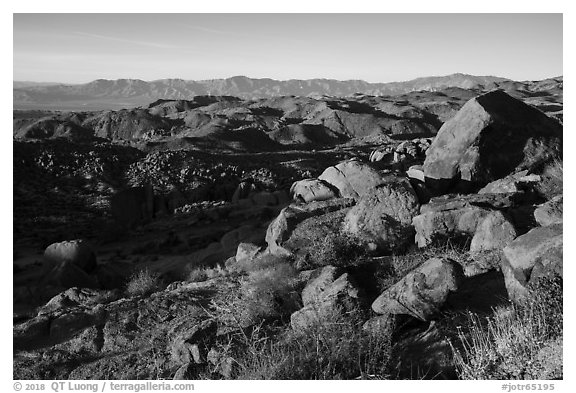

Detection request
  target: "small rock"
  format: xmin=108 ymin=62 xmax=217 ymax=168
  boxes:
xmin=301 ymin=265 xmax=344 ymax=306
xmin=235 ymin=243 xmax=261 ymax=264
xmin=291 ymin=273 xmax=363 ymax=331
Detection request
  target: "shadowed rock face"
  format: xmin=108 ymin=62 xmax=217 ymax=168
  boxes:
xmin=110 ymin=185 xmax=155 ymax=229
xmin=423 ymin=90 xmax=562 ymax=194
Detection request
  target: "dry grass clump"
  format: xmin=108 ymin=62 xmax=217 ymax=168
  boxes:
xmin=450 ymin=275 xmax=562 ymax=379
xmin=232 ymin=253 xmax=288 ymax=274
xmin=375 ymin=242 xmax=469 ymax=291
xmin=210 ymin=258 xmax=301 ymax=328
xmin=125 ymin=268 xmax=162 ymax=297
xmin=535 ymin=157 xmax=563 ymax=199
xmin=230 ymin=308 xmax=392 ymax=380
xmin=297 ymin=232 xmax=369 ymax=270
xmin=187 ymin=264 xmax=228 ymax=282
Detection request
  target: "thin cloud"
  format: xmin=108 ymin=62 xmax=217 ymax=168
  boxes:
xmin=73 ymin=31 xmax=183 ymax=50
xmin=175 ymin=23 xmax=255 ymax=38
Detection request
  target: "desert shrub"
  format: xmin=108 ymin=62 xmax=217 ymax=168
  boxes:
xmin=125 ymin=268 xmax=161 ymax=297
xmin=375 ymin=242 xmax=469 ymax=292
xmin=230 ymin=308 xmax=392 ymax=379
xmin=232 ymin=253 xmax=289 ymax=274
xmin=525 ymin=274 xmax=563 ymax=337
xmin=450 ymin=274 xmax=563 ymax=379
xmin=296 ymin=232 xmax=369 ymax=270
xmin=211 ymin=261 xmax=301 ymax=328
xmin=282 ymin=209 xmax=355 ymax=268
xmin=534 ymin=157 xmax=563 ymax=199
xmin=187 ymin=265 xmax=228 ymax=282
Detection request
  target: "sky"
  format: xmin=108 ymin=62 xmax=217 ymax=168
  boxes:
xmin=13 ymin=13 xmax=563 ymax=84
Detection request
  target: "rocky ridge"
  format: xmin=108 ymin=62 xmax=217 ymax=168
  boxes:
xmin=13 ymin=81 xmax=563 ymax=380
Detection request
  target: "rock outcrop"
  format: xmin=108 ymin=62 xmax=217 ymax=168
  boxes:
xmin=501 ymin=224 xmax=563 ymax=303
xmin=343 ymin=178 xmax=420 ymax=252
xmin=265 ymin=198 xmax=355 ymax=256
xmin=423 ymin=90 xmax=562 ymax=194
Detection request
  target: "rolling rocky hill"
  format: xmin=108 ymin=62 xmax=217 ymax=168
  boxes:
xmin=13 ymin=76 xmax=563 ymax=153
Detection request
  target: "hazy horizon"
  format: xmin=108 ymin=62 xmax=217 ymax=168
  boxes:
xmin=12 ymin=71 xmax=564 ymax=86
xmin=14 ymin=14 xmax=562 ymax=84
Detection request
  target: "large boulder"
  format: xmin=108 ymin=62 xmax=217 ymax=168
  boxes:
xmin=110 ymin=185 xmax=154 ymax=228
xmin=501 ymin=224 xmax=562 ymax=303
xmin=265 ymin=198 xmax=355 ymax=256
xmin=44 ymin=239 xmax=97 ymax=273
xmin=534 ymin=195 xmax=563 ymax=226
xmin=371 ymin=258 xmax=464 ymax=320
xmin=290 ymin=179 xmax=338 ymax=203
xmin=342 ymin=178 xmax=420 ymax=252
xmin=423 ymin=90 xmax=562 ymax=194
xmin=318 ymin=160 xmax=386 ymax=199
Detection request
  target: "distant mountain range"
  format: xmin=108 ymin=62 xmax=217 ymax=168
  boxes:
xmin=14 ymin=73 xmax=561 ymax=111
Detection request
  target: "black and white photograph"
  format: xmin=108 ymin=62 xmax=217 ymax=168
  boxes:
xmin=10 ymin=4 xmax=567 ymax=387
